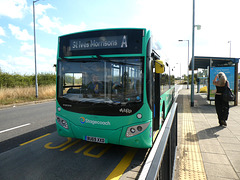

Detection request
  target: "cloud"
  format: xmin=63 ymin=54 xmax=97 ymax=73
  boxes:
xmin=37 ymin=15 xmax=60 ymax=34
xmin=0 ymin=26 xmax=6 ymax=44
xmin=130 ymin=0 xmax=240 ymax=77
xmin=0 ymin=55 xmax=34 ymax=74
xmin=0 ymin=39 xmax=5 ymax=44
xmin=0 ymin=59 xmax=13 ymax=72
xmin=0 ymin=26 xmax=6 ymax=36
xmin=0 ymin=54 xmax=56 ymax=75
xmin=60 ymin=22 xmax=87 ymax=35
xmin=36 ymin=44 xmax=56 ymax=58
xmin=29 ymin=2 xmax=86 ymax=35
xmin=193 ymin=0 xmax=240 ymax=58
xmin=20 ymin=42 xmax=56 ymax=73
xmin=0 ymin=41 xmax=56 ymax=74
xmin=153 ymin=40 xmax=162 ymax=51
xmin=20 ymin=42 xmax=33 ymax=56
xmin=8 ymin=24 xmax=33 ymax=41
xmin=34 ymin=3 xmax=55 ymax=17
xmin=0 ymin=0 xmax=29 ymax=19
xmin=20 ymin=42 xmax=56 ymax=57
xmin=36 ymin=14 xmax=86 ymax=35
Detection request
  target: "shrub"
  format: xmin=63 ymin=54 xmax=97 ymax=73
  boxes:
xmin=0 ymin=71 xmax=56 ymax=88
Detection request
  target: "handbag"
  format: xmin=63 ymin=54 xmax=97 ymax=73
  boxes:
xmin=222 ymin=81 xmax=235 ymax=102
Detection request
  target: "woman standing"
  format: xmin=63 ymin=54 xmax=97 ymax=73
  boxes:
xmin=213 ymin=72 xmax=229 ymax=126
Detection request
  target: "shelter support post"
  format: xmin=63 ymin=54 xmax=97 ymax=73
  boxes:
xmin=234 ymin=62 xmax=238 ymax=106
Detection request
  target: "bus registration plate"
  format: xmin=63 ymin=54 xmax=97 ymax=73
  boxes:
xmin=85 ymin=136 xmax=105 ymax=143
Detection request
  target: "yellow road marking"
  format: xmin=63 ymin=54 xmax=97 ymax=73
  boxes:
xmin=74 ymin=142 xmax=92 ymax=153
xmin=83 ymin=144 xmax=112 ymax=158
xmin=106 ymin=148 xmax=138 ymax=180
xmin=20 ymin=133 xmax=51 ymax=146
xmin=60 ymin=139 xmax=81 ymax=151
xmin=44 ymin=137 xmax=72 ymax=149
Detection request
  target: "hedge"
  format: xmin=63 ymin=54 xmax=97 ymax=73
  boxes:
xmin=0 ymin=69 xmax=56 ymax=88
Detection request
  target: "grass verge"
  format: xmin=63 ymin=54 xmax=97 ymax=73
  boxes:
xmin=0 ymin=85 xmax=56 ymax=106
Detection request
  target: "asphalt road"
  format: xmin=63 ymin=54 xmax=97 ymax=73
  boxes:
xmin=0 ymin=131 xmax=147 ymax=180
xmin=0 ymin=101 xmax=56 ymax=142
xmin=0 ymin=101 xmax=148 ymax=179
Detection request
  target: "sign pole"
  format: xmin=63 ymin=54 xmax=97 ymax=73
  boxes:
xmin=33 ymin=0 xmax=39 ymax=98
xmin=191 ymin=0 xmax=195 ymax=107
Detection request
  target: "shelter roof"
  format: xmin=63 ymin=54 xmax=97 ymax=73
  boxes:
xmin=189 ymin=56 xmax=239 ymax=70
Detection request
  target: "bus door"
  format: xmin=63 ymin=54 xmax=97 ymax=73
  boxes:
xmin=153 ymin=73 xmax=161 ymax=131
xmin=153 ymin=64 xmax=161 ymax=131
xmin=152 ymin=57 xmax=165 ymax=131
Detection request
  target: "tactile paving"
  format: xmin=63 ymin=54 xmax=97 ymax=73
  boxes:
xmin=178 ymin=95 xmax=207 ymax=180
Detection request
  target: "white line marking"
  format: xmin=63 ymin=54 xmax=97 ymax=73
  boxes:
xmin=0 ymin=123 xmax=31 ymax=134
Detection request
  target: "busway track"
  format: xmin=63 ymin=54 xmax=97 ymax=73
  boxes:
xmin=0 ymin=85 xmax=182 ymax=180
xmin=0 ymin=125 xmax=160 ymax=180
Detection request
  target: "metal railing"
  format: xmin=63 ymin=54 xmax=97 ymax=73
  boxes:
xmin=139 ymin=102 xmax=178 ymax=180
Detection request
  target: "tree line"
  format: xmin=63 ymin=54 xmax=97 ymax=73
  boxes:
xmin=0 ymin=69 xmax=56 ymax=88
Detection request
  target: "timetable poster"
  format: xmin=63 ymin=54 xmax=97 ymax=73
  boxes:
xmin=209 ymin=66 xmax=235 ymax=100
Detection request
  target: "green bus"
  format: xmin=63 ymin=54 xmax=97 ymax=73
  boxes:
xmin=56 ymin=28 xmax=175 ymax=148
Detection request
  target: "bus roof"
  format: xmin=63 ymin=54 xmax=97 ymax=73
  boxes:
xmin=59 ymin=28 xmax=148 ymax=38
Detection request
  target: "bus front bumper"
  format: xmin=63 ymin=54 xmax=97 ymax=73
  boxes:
xmin=56 ymin=120 xmax=152 ymax=148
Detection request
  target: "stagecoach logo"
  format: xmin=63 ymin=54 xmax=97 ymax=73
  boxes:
xmin=80 ymin=117 xmax=86 ymax=124
xmin=80 ymin=117 xmax=111 ymax=126
xmin=119 ymin=108 xmax=132 ymax=114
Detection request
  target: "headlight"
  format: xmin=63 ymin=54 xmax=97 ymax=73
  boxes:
xmin=126 ymin=122 xmax=150 ymax=137
xmin=56 ymin=116 xmax=69 ymax=129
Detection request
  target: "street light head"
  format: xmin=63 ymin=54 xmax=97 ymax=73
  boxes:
xmin=178 ymin=40 xmax=183 ymax=42
xmin=195 ymin=25 xmax=201 ymax=30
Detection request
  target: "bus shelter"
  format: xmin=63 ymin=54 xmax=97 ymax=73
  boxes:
xmin=189 ymin=56 xmax=239 ymax=106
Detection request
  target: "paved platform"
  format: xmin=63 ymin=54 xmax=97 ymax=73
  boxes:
xmin=174 ymin=88 xmax=240 ymax=180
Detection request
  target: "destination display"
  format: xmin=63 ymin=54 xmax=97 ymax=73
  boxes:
xmin=59 ymin=29 xmax=143 ymax=57
xmin=70 ymin=35 xmax=128 ymax=51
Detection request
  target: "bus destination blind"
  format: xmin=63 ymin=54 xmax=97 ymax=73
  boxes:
xmin=70 ymin=35 xmax=128 ymax=51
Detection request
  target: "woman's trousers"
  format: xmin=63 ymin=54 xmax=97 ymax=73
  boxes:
xmin=215 ymin=94 xmax=229 ymax=122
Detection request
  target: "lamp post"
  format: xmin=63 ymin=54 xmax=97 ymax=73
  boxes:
xmin=228 ymin=41 xmax=231 ymax=57
xmin=191 ymin=0 xmax=202 ymax=106
xmin=191 ymin=0 xmax=195 ymax=107
xmin=176 ymin=62 xmax=181 ymax=80
xmin=33 ymin=0 xmax=39 ymax=98
xmin=178 ymin=40 xmax=189 ymax=89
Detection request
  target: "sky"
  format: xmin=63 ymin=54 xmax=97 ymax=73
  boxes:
xmin=0 ymin=0 xmax=240 ymax=77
